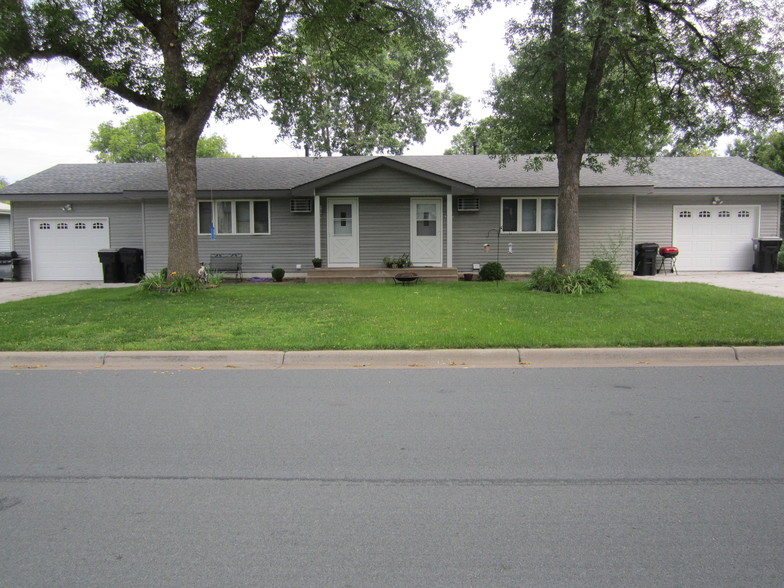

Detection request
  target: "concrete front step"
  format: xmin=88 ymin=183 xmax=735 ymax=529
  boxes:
xmin=306 ymin=267 xmax=459 ymax=283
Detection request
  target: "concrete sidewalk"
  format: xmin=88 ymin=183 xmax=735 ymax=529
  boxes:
xmin=1 ymin=347 xmax=782 ymax=370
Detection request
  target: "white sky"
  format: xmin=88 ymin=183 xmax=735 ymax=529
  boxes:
xmin=0 ymin=4 xmax=523 ymax=184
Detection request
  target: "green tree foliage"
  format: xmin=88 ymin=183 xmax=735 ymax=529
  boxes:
xmin=263 ymin=24 xmax=467 ymax=156
xmin=444 ymin=117 xmax=506 ymax=155
xmin=486 ymin=0 xmax=784 ymax=272
xmin=0 ymin=0 xmax=459 ymax=276
xmin=728 ymin=131 xmax=784 ymax=177
xmin=89 ymin=112 xmax=236 ymax=163
xmin=729 ymin=130 xmax=784 ymax=236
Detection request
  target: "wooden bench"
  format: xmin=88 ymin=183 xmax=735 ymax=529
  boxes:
xmin=209 ymin=253 xmax=243 ymax=281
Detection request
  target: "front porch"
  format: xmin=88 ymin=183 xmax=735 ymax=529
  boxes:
xmin=306 ymin=267 xmax=460 ymax=284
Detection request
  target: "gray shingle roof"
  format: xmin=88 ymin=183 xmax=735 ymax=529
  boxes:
xmin=2 ymin=154 xmax=782 ymax=195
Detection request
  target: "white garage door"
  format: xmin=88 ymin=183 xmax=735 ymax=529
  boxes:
xmin=672 ymin=206 xmax=759 ymax=271
xmin=30 ymin=218 xmax=110 ymax=280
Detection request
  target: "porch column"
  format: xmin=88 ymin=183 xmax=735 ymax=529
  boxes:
xmin=314 ymin=192 xmax=321 ymax=260
xmin=446 ymin=192 xmax=453 ymax=267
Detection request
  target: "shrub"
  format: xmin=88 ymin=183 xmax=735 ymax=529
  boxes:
xmin=206 ymin=271 xmax=223 ymax=286
xmin=271 ymin=267 xmax=285 ymax=282
xmin=586 ymin=258 xmax=622 ymax=287
xmin=138 ymin=269 xmax=207 ymax=293
xmin=778 ymin=249 xmax=784 ymax=271
xmin=383 ymin=254 xmax=411 ymax=268
xmin=137 ymin=271 xmax=167 ymax=291
xmin=526 ymin=260 xmax=621 ymax=295
xmin=167 ymin=273 xmax=202 ymax=293
xmin=479 ymin=261 xmax=506 ymax=281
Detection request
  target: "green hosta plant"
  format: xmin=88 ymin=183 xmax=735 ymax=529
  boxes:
xmin=526 ymin=258 xmax=622 ymax=295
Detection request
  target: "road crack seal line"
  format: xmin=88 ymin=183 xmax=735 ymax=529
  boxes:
xmin=1 ymin=475 xmax=782 ymax=487
xmin=0 ymin=497 xmax=22 ymax=512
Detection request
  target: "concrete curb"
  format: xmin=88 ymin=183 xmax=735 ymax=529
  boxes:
xmin=0 ymin=347 xmax=782 ymax=370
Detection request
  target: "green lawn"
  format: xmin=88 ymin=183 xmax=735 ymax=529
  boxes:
xmin=1 ymin=279 xmax=783 ymax=351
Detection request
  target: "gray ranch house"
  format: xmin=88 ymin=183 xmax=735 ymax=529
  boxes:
xmin=1 ymin=155 xmax=782 ymax=281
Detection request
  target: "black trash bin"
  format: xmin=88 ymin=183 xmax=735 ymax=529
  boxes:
xmin=0 ymin=251 xmax=21 ymax=281
xmin=634 ymin=243 xmax=659 ymax=276
xmin=97 ymin=249 xmax=122 ymax=283
xmin=752 ymin=237 xmax=782 ymax=273
xmin=118 ymin=247 xmax=144 ymax=283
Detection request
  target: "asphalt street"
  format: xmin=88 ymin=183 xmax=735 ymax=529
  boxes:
xmin=1 ymin=366 xmax=782 ymax=586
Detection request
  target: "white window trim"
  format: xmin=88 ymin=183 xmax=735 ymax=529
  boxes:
xmin=199 ymin=200 xmax=271 ymax=235
xmin=501 ymin=197 xmax=558 ymax=233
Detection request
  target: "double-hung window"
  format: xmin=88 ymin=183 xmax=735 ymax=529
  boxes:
xmin=501 ymin=197 xmax=557 ymax=233
xmin=198 ymin=200 xmax=270 ymax=235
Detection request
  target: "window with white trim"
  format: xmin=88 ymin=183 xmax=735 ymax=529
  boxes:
xmin=501 ymin=197 xmax=557 ymax=233
xmin=198 ymin=200 xmax=270 ymax=235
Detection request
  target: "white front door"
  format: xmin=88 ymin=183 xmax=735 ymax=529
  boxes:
xmin=673 ymin=205 xmax=759 ymax=271
xmin=30 ymin=218 xmax=110 ymax=280
xmin=411 ymin=198 xmax=443 ymax=267
xmin=327 ymin=198 xmax=359 ymax=267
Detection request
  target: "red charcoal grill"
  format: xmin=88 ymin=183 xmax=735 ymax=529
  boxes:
xmin=658 ymin=246 xmax=679 ymax=275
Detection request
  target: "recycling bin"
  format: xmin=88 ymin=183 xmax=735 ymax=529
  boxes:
xmin=634 ymin=243 xmax=659 ymax=276
xmin=97 ymin=249 xmax=122 ymax=283
xmin=752 ymin=237 xmax=782 ymax=273
xmin=118 ymin=247 xmax=144 ymax=283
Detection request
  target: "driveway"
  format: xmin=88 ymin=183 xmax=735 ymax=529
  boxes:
xmin=633 ymin=271 xmax=784 ymax=298
xmin=0 ymin=281 xmax=131 ymax=304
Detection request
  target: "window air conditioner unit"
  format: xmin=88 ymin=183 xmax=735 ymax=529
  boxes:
xmin=457 ymin=197 xmax=480 ymax=212
xmin=290 ymin=198 xmax=313 ymax=213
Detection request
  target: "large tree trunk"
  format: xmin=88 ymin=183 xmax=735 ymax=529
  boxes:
xmin=555 ymin=150 xmax=582 ymax=272
xmin=164 ymin=118 xmax=201 ymax=277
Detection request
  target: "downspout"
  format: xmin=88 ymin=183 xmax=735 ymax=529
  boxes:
xmin=631 ymin=195 xmax=637 ymax=273
xmin=141 ymin=200 xmax=147 ymax=273
xmin=314 ymin=190 xmax=321 ymax=261
xmin=446 ymin=192 xmax=453 ymax=267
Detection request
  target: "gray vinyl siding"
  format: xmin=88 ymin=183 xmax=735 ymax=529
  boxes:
xmin=579 ymin=195 xmax=635 ymax=272
xmin=196 ymin=196 xmax=316 ymax=274
xmin=11 ymin=199 xmax=143 ymax=280
xmin=357 ymin=197 xmax=413 ymax=266
xmin=633 ymin=194 xmax=781 ymax=253
xmin=317 ymin=166 xmax=447 ymax=197
xmin=0 ymin=214 xmax=10 ymax=250
xmin=452 ymin=197 xmax=559 ymax=273
xmin=142 ymin=199 xmax=168 ymax=273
